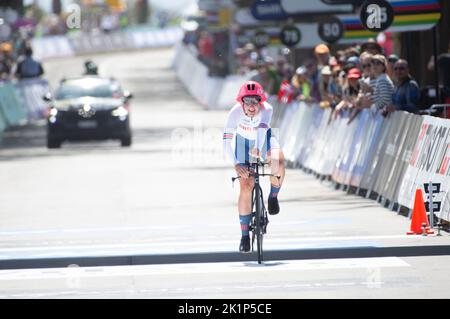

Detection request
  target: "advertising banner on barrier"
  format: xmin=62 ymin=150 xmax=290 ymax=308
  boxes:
xmin=386 ymin=114 xmax=423 ymax=205
xmin=306 ymin=107 xmax=333 ymax=173
xmin=398 ymin=116 xmax=450 ymax=221
xmin=0 ymin=81 xmax=27 ymax=126
xmin=173 ymin=44 xmax=251 ymax=110
xmin=390 ymin=115 xmax=423 ymax=205
xmin=0 ymin=111 xmax=6 ymax=135
xmin=350 ymin=112 xmax=384 ymax=187
xmin=372 ymin=112 xmax=409 ymax=197
xmin=15 ymin=78 xmax=50 ymax=121
xmin=332 ymin=111 xmax=359 ymax=184
xmin=359 ymin=115 xmax=394 ymax=192
xmin=65 ymin=28 xmax=183 ymax=58
xmin=341 ymin=109 xmax=370 ymax=186
xmin=296 ymin=106 xmax=325 ymax=165
xmin=278 ymin=102 xmax=300 ymax=147
xmin=31 ymin=36 xmax=75 ymax=60
xmin=319 ymin=111 xmax=350 ymax=176
xmin=303 ymin=107 xmax=334 ymax=173
xmin=288 ymin=102 xmax=311 ymax=163
xmin=270 ymin=99 xmax=289 ymax=129
xmin=280 ymin=102 xmax=312 ymax=162
xmin=338 ymin=110 xmax=366 ymax=185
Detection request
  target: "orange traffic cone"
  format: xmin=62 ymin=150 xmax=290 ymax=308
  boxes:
xmin=407 ymin=189 xmax=434 ymax=235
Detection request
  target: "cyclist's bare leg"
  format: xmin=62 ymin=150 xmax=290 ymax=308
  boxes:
xmin=268 ymin=148 xmax=285 ymax=187
xmin=237 ymin=173 xmax=254 ymax=252
xmin=238 ymin=175 xmax=254 ymax=216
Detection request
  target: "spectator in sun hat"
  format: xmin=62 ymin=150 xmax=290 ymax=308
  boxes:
xmin=359 ymin=51 xmax=377 ymax=94
xmin=347 ymin=56 xmax=360 ymax=66
xmin=333 ymin=68 xmax=362 ymax=120
xmin=314 ymin=43 xmax=330 ymax=67
xmin=344 ymin=55 xmax=360 ymax=72
xmin=0 ymin=42 xmax=14 ymax=80
xmin=360 ymin=39 xmax=383 ymax=55
xmin=360 ymin=54 xmax=394 ymax=116
xmin=320 ymin=65 xmax=341 ymax=109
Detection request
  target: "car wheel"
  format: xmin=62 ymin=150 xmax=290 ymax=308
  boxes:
xmin=47 ymin=138 xmax=61 ymax=149
xmin=121 ymin=135 xmax=132 ymax=147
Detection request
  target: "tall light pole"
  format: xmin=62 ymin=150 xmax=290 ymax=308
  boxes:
xmin=136 ymin=0 xmax=149 ymax=24
xmin=52 ymin=0 xmax=62 ymax=14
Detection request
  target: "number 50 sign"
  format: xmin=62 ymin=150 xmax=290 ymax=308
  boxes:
xmin=360 ymin=0 xmax=394 ymax=32
xmin=318 ymin=16 xmax=344 ymax=44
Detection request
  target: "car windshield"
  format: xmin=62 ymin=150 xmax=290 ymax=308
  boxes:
xmin=55 ymin=78 xmax=122 ymax=99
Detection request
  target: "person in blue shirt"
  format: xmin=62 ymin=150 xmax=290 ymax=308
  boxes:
xmin=15 ymin=46 xmax=44 ymax=79
xmin=389 ymin=59 xmax=420 ymax=114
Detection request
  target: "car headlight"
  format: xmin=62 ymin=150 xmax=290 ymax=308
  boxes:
xmin=49 ymin=108 xmax=58 ymax=117
xmin=111 ymin=106 xmax=128 ymax=117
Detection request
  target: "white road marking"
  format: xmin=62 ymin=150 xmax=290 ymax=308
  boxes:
xmin=0 ymin=257 xmax=410 ymax=281
xmin=0 ymin=220 xmax=316 ymax=236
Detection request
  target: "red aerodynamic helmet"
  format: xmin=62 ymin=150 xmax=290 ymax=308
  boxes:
xmin=236 ymin=80 xmax=267 ymax=105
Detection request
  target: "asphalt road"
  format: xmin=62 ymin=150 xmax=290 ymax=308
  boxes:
xmin=0 ymin=47 xmax=449 ymax=299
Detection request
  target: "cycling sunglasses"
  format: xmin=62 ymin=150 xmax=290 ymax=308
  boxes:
xmin=242 ymin=96 xmax=262 ymax=105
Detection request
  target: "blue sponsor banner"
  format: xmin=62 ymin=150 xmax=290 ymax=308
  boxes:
xmin=350 ymin=113 xmax=385 ymax=187
xmin=250 ymin=0 xmax=289 ymax=21
xmin=342 ymin=109 xmax=371 ymax=185
xmin=298 ymin=106 xmax=325 ymax=165
xmin=333 ymin=111 xmax=360 ymax=183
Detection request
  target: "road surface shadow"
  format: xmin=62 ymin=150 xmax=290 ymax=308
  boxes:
xmin=1 ymin=245 xmax=449 ymax=270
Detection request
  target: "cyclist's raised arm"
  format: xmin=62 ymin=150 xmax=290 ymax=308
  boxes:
xmin=256 ymin=102 xmax=273 ymax=152
xmin=223 ymin=104 xmax=241 ymax=165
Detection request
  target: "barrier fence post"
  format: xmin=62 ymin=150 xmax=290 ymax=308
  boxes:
xmin=429 ymin=181 xmax=434 ymax=229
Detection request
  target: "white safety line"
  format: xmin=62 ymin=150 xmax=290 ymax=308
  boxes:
xmin=0 ymin=220 xmax=317 ymax=236
xmin=0 ymin=257 xmax=410 ymax=281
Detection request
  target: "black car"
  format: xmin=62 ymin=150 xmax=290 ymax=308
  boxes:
xmin=45 ymin=76 xmax=133 ymax=148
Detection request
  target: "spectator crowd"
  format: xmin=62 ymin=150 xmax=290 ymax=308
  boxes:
xmin=232 ymin=39 xmax=424 ymax=119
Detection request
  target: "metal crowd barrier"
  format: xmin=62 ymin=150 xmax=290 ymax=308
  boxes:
xmin=14 ymin=78 xmax=51 ymax=121
xmin=431 ymin=104 xmax=450 ymax=119
xmin=173 ymin=43 xmax=252 ymax=110
xmin=274 ymin=99 xmax=450 ymax=222
xmin=0 ymin=79 xmax=47 ymax=140
xmin=32 ymin=27 xmax=184 ymax=60
xmin=0 ymin=80 xmax=28 ymax=127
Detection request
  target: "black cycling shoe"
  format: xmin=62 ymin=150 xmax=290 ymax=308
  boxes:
xmin=268 ymin=196 xmax=280 ymax=215
xmin=239 ymin=235 xmax=251 ymax=253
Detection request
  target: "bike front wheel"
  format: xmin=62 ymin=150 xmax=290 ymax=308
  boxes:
xmin=255 ymin=192 xmax=264 ymax=264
